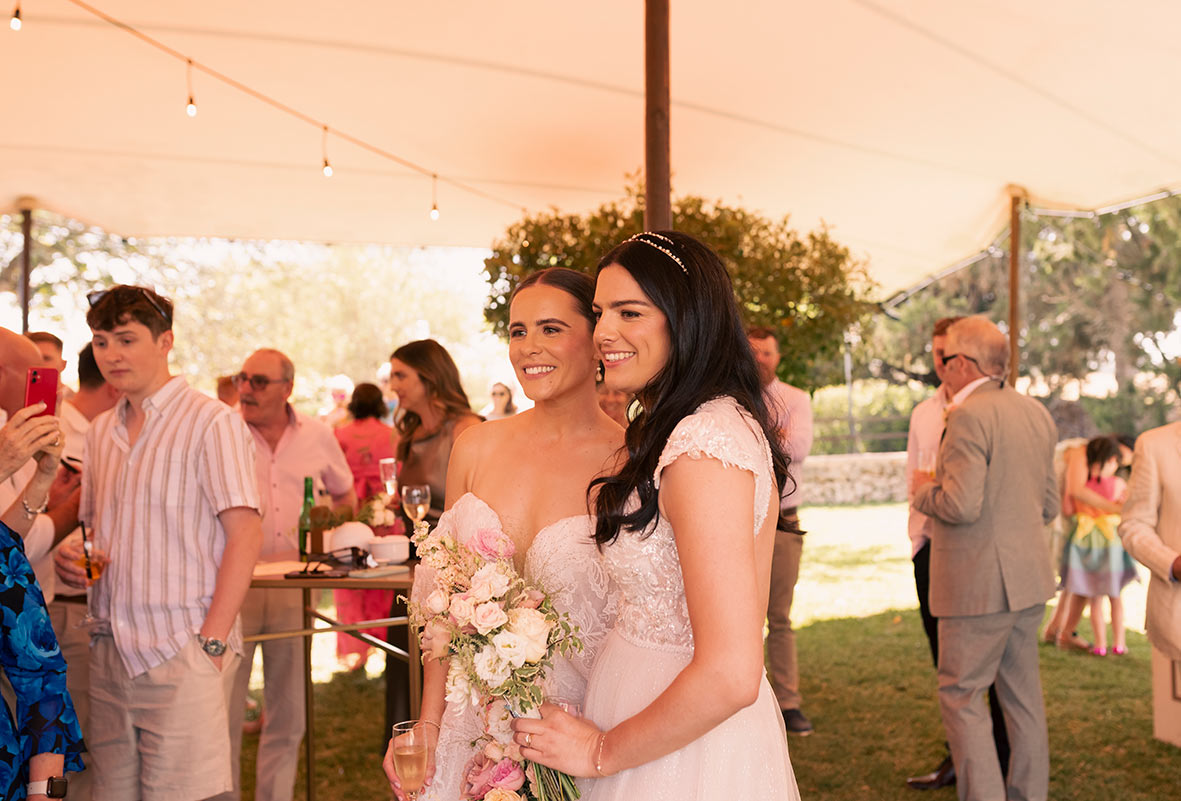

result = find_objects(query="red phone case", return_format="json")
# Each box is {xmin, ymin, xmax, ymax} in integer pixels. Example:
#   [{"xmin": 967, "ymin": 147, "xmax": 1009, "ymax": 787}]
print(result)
[{"xmin": 24, "ymin": 367, "xmax": 59, "ymax": 417}]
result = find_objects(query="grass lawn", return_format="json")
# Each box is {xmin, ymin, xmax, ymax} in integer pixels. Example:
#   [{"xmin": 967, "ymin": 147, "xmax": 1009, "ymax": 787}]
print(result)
[{"xmin": 239, "ymin": 503, "xmax": 1172, "ymax": 799}]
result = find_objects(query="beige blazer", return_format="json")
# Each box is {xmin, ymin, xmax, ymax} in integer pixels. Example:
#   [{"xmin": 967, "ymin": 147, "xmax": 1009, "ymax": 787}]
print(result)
[
  {"xmin": 913, "ymin": 381, "xmax": 1059, "ymax": 618},
  {"xmin": 1118, "ymin": 421, "xmax": 1181, "ymax": 660}
]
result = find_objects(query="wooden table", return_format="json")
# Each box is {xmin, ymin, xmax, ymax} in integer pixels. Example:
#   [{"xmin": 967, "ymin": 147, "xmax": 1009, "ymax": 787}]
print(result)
[{"xmin": 248, "ymin": 569, "xmax": 418, "ymax": 801}]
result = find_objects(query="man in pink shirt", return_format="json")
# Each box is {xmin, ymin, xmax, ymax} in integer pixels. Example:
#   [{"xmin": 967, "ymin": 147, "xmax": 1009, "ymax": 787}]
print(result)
[
  {"xmin": 748, "ymin": 326, "xmax": 814, "ymax": 736},
  {"xmin": 227, "ymin": 348, "xmax": 355, "ymax": 801}
]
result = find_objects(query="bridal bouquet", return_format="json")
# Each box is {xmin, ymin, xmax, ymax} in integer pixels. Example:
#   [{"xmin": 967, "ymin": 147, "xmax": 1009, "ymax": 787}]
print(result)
[{"xmin": 407, "ymin": 521, "xmax": 583, "ymax": 801}]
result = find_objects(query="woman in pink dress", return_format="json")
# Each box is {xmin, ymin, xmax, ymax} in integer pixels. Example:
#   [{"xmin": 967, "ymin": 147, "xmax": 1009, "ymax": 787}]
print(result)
[{"xmin": 333, "ymin": 382, "xmax": 400, "ymax": 670}]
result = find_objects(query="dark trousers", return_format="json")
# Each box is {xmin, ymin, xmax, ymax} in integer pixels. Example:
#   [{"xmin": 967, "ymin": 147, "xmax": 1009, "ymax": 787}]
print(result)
[{"xmin": 914, "ymin": 540, "xmax": 1011, "ymax": 775}]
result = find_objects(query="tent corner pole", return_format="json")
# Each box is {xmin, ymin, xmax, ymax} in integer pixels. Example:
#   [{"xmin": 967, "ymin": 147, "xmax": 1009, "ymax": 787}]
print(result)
[
  {"xmin": 644, "ymin": 0, "xmax": 671, "ymax": 231},
  {"xmin": 1007, "ymin": 188, "xmax": 1024, "ymax": 387}
]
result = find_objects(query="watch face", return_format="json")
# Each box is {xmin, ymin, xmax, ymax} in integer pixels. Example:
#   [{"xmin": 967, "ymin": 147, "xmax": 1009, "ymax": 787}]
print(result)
[{"xmin": 49, "ymin": 776, "xmax": 69, "ymax": 798}]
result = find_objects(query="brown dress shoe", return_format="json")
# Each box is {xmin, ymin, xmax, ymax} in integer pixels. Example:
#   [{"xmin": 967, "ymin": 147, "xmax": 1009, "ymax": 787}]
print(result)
[{"xmin": 906, "ymin": 755, "xmax": 956, "ymax": 790}]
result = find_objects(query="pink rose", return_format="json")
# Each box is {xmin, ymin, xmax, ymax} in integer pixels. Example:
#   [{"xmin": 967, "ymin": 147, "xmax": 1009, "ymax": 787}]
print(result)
[
  {"xmin": 489, "ymin": 758, "xmax": 526, "ymax": 791},
  {"xmin": 472, "ymin": 601, "xmax": 509, "ymax": 635},
  {"xmin": 461, "ymin": 752, "xmax": 496, "ymax": 799},
  {"xmin": 514, "ymin": 589, "xmax": 545, "ymax": 610},
  {"xmin": 468, "ymin": 527, "xmax": 515, "ymax": 562}
]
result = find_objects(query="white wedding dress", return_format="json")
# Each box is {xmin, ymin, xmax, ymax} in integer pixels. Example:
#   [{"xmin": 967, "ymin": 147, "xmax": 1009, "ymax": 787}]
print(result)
[
  {"xmin": 583, "ymin": 397, "xmax": 800, "ymax": 800},
  {"xmin": 412, "ymin": 493, "xmax": 617, "ymax": 801}
]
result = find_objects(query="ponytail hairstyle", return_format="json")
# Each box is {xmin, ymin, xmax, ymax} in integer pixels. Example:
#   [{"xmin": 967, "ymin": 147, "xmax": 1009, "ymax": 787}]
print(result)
[{"xmin": 589, "ymin": 231, "xmax": 791, "ymax": 546}]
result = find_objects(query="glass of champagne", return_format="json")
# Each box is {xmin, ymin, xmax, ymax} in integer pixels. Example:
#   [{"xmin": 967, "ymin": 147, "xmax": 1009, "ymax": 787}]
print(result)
[
  {"xmin": 391, "ymin": 719, "xmax": 437, "ymax": 799},
  {"xmin": 379, "ymin": 458, "xmax": 399, "ymax": 498},
  {"xmin": 402, "ymin": 484, "xmax": 431, "ymax": 526}
]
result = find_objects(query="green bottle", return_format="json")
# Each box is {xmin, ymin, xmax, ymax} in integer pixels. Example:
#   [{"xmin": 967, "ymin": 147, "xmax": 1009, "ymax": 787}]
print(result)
[{"xmin": 298, "ymin": 476, "xmax": 314, "ymax": 561}]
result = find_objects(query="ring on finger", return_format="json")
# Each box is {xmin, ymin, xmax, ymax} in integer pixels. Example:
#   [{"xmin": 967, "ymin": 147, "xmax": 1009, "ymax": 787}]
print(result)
[{"xmin": 524, "ymin": 732, "xmax": 533, "ymax": 748}]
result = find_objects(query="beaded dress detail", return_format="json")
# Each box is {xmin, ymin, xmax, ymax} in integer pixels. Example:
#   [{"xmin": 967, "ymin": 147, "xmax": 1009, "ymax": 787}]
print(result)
[{"xmin": 583, "ymin": 397, "xmax": 799, "ymax": 801}]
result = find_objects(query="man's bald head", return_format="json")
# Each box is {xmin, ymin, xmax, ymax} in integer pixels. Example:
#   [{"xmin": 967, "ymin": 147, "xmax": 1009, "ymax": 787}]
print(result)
[
  {"xmin": 0, "ymin": 327, "xmax": 47, "ymax": 416},
  {"xmin": 945, "ymin": 317, "xmax": 1009, "ymax": 380}
]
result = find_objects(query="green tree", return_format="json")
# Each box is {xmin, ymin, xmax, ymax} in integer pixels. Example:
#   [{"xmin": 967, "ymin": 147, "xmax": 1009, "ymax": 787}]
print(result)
[{"xmin": 482, "ymin": 185, "xmax": 877, "ymax": 388}]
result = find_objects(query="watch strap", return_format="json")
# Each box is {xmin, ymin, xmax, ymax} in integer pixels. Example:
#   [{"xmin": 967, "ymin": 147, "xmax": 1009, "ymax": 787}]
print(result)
[{"xmin": 28, "ymin": 775, "xmax": 68, "ymax": 797}]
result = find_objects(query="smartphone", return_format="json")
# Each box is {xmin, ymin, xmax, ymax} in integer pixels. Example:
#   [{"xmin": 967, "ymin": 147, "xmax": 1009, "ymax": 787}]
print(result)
[{"xmin": 24, "ymin": 367, "xmax": 59, "ymax": 417}]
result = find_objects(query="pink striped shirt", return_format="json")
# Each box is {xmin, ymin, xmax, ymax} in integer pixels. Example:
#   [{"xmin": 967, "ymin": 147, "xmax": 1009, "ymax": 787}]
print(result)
[{"xmin": 80, "ymin": 376, "xmax": 260, "ymax": 677}]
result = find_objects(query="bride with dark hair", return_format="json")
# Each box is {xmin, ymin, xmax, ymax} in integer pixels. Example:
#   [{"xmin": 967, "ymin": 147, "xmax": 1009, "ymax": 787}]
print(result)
[{"xmin": 513, "ymin": 232, "xmax": 800, "ymax": 799}]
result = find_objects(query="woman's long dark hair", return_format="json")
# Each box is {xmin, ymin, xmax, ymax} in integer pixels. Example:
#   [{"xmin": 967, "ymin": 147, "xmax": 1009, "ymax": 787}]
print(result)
[
  {"xmin": 390, "ymin": 339, "xmax": 474, "ymax": 461},
  {"xmin": 589, "ymin": 231, "xmax": 791, "ymax": 546}
]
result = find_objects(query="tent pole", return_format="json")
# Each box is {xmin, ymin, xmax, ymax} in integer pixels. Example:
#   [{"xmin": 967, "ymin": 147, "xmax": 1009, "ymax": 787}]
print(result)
[
  {"xmin": 644, "ymin": 0, "xmax": 671, "ymax": 230},
  {"xmin": 18, "ymin": 206, "xmax": 32, "ymax": 334},
  {"xmin": 1007, "ymin": 188, "xmax": 1024, "ymax": 386}
]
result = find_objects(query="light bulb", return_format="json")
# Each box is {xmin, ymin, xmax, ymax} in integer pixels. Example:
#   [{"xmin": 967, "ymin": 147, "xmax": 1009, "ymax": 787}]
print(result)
[
  {"xmin": 430, "ymin": 204, "xmax": 440, "ymax": 221},
  {"xmin": 186, "ymin": 97, "xmax": 197, "ymax": 117},
  {"xmin": 9, "ymin": 8, "xmax": 20, "ymax": 30},
  {"xmin": 322, "ymin": 159, "xmax": 333, "ymax": 178}
]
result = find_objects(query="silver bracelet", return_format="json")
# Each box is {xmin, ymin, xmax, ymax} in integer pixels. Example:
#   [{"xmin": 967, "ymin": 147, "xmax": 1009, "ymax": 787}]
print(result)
[{"xmin": 22, "ymin": 497, "xmax": 48, "ymax": 518}]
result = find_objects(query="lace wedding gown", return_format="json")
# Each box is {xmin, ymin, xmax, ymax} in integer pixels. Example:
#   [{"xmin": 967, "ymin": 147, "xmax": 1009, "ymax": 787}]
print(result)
[
  {"xmin": 583, "ymin": 397, "xmax": 800, "ymax": 800},
  {"xmin": 413, "ymin": 493, "xmax": 616, "ymax": 801}
]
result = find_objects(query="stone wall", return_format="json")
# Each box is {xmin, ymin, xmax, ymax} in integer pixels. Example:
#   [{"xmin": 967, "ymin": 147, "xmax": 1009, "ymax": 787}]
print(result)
[{"xmin": 795, "ymin": 451, "xmax": 908, "ymax": 506}]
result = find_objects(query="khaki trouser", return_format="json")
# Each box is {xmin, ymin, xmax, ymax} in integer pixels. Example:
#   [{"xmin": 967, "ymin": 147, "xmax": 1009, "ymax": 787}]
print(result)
[
  {"xmin": 224, "ymin": 587, "xmax": 305, "ymax": 801},
  {"xmin": 90, "ymin": 635, "xmax": 239, "ymax": 801},
  {"xmin": 766, "ymin": 509, "xmax": 804, "ymax": 710}
]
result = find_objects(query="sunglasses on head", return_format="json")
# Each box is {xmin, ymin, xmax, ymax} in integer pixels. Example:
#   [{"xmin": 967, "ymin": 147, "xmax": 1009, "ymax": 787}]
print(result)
[
  {"xmin": 232, "ymin": 372, "xmax": 288, "ymax": 391},
  {"xmin": 87, "ymin": 285, "xmax": 172, "ymax": 324}
]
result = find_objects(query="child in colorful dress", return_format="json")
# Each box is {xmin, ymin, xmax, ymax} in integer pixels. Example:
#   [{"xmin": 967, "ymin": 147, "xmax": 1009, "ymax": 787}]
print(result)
[{"xmin": 1059, "ymin": 436, "xmax": 1138, "ymax": 655}]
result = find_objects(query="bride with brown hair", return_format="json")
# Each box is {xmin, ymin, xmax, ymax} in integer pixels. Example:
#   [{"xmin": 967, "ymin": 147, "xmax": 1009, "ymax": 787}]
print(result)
[{"xmin": 384, "ymin": 268, "xmax": 624, "ymax": 800}]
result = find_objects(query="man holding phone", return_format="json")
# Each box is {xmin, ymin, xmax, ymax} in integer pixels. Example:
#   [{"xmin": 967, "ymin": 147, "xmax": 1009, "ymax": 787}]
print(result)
[
  {"xmin": 55, "ymin": 285, "xmax": 262, "ymax": 801},
  {"xmin": 0, "ymin": 327, "xmax": 77, "ymax": 595}
]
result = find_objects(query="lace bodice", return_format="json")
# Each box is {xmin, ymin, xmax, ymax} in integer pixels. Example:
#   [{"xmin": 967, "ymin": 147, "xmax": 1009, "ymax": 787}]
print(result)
[
  {"xmin": 411, "ymin": 492, "xmax": 617, "ymax": 697},
  {"xmin": 603, "ymin": 397, "xmax": 775, "ymax": 653}
]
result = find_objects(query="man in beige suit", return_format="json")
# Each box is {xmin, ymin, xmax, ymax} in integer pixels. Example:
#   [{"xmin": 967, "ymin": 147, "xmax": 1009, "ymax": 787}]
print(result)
[
  {"xmin": 913, "ymin": 317, "xmax": 1058, "ymax": 801},
  {"xmin": 1118, "ymin": 420, "xmax": 1181, "ymax": 745}
]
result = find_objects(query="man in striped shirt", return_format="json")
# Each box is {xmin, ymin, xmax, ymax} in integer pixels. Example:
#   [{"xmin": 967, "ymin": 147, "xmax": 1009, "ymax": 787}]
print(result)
[{"xmin": 56, "ymin": 285, "xmax": 262, "ymax": 801}]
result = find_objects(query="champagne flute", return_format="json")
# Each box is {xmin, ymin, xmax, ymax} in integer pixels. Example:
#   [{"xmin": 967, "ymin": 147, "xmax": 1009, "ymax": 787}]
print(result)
[
  {"xmin": 379, "ymin": 458, "xmax": 399, "ymax": 498},
  {"xmin": 401, "ymin": 485, "xmax": 431, "ymax": 527},
  {"xmin": 391, "ymin": 719, "xmax": 437, "ymax": 800}
]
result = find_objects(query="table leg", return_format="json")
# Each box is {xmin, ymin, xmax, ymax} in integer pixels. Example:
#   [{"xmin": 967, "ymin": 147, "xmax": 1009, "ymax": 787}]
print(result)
[{"xmin": 303, "ymin": 587, "xmax": 316, "ymax": 801}]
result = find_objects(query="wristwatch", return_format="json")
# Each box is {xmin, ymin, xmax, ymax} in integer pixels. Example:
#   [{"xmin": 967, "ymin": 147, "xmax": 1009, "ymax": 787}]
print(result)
[
  {"xmin": 27, "ymin": 776, "xmax": 68, "ymax": 798},
  {"xmin": 198, "ymin": 634, "xmax": 227, "ymax": 657}
]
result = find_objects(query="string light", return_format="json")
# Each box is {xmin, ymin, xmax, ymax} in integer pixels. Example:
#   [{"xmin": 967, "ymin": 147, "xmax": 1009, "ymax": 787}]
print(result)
[
  {"xmin": 185, "ymin": 59, "xmax": 197, "ymax": 117},
  {"xmin": 9, "ymin": 1, "xmax": 21, "ymax": 31},
  {"xmin": 429, "ymin": 174, "xmax": 440, "ymax": 220},
  {"xmin": 57, "ymin": 0, "xmax": 528, "ymax": 211},
  {"xmin": 321, "ymin": 126, "xmax": 333, "ymax": 177}
]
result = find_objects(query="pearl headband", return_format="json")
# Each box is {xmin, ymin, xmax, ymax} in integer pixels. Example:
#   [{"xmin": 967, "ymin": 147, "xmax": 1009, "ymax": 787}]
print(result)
[{"xmin": 624, "ymin": 232, "xmax": 688, "ymax": 275}]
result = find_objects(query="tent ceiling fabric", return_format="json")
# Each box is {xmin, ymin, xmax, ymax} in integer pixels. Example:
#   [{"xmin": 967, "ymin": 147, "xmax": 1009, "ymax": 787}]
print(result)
[{"xmin": 3, "ymin": 0, "xmax": 1180, "ymax": 295}]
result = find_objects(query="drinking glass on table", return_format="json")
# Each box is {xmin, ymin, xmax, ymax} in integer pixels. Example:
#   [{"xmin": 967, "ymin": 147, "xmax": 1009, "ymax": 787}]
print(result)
[
  {"xmin": 401, "ymin": 485, "xmax": 431, "ymax": 526},
  {"xmin": 391, "ymin": 719, "xmax": 438, "ymax": 800},
  {"xmin": 379, "ymin": 457, "xmax": 399, "ymax": 498}
]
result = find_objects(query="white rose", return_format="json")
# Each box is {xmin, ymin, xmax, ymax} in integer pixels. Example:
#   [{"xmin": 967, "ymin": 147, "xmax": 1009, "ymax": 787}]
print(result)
[
  {"xmin": 472, "ymin": 601, "xmax": 509, "ymax": 635},
  {"xmin": 473, "ymin": 645, "xmax": 512, "ymax": 689},
  {"xmin": 491, "ymin": 629, "xmax": 527, "ymax": 668},
  {"xmin": 449, "ymin": 594, "xmax": 476, "ymax": 626},
  {"xmin": 483, "ymin": 698, "xmax": 514, "ymax": 742},
  {"xmin": 469, "ymin": 574, "xmax": 494, "ymax": 603},
  {"xmin": 426, "ymin": 589, "xmax": 450, "ymax": 615},
  {"xmin": 472, "ymin": 562, "xmax": 512, "ymax": 599},
  {"xmin": 445, "ymin": 660, "xmax": 471, "ymax": 705},
  {"xmin": 507, "ymin": 608, "xmax": 552, "ymax": 663}
]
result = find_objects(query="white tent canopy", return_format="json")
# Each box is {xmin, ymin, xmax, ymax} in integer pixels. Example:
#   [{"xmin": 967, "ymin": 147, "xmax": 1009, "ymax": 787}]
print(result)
[{"xmin": 4, "ymin": 0, "xmax": 1180, "ymax": 296}]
